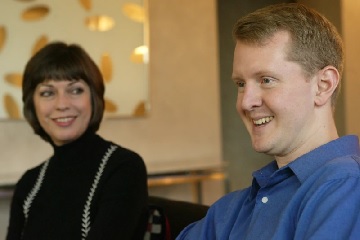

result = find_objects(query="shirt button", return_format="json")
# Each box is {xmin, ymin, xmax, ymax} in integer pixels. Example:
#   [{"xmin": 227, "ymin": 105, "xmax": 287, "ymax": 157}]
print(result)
[{"xmin": 261, "ymin": 197, "xmax": 269, "ymax": 203}]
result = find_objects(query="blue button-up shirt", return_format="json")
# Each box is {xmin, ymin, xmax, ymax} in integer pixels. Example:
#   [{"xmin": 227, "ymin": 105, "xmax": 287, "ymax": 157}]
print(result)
[{"xmin": 177, "ymin": 135, "xmax": 360, "ymax": 240}]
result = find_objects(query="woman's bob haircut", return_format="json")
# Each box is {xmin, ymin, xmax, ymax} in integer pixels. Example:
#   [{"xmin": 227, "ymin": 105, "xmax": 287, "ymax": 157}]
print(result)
[{"xmin": 22, "ymin": 42, "xmax": 105, "ymax": 143}]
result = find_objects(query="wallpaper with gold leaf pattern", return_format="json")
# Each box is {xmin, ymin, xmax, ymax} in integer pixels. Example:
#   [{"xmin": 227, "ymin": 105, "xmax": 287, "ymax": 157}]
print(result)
[{"xmin": 0, "ymin": 0, "xmax": 149, "ymax": 119}]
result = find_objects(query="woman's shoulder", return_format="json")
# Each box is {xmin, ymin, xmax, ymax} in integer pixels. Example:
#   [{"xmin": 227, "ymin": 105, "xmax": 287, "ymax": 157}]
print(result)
[
  {"xmin": 14, "ymin": 160, "xmax": 49, "ymax": 195},
  {"xmin": 110, "ymin": 144, "xmax": 144, "ymax": 163},
  {"xmin": 20, "ymin": 160, "xmax": 48, "ymax": 180},
  {"xmin": 96, "ymin": 135, "xmax": 143, "ymax": 160},
  {"xmin": 95, "ymin": 135, "xmax": 146, "ymax": 173},
  {"xmin": 102, "ymin": 141, "xmax": 146, "ymax": 169}
]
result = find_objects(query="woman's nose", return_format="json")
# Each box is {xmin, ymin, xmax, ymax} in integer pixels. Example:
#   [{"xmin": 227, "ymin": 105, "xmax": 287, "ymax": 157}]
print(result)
[{"xmin": 55, "ymin": 92, "xmax": 70, "ymax": 110}]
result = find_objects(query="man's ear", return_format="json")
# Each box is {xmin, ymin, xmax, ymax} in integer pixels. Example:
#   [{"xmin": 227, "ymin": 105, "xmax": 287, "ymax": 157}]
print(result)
[{"xmin": 314, "ymin": 66, "xmax": 339, "ymax": 107}]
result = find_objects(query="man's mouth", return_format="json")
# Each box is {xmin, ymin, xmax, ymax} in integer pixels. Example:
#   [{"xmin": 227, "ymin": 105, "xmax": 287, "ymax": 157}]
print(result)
[{"xmin": 253, "ymin": 116, "xmax": 274, "ymax": 126}]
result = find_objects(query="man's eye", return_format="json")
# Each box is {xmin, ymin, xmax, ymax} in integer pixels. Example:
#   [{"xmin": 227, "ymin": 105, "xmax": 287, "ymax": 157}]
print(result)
[
  {"xmin": 261, "ymin": 78, "xmax": 273, "ymax": 84},
  {"xmin": 236, "ymin": 81, "xmax": 245, "ymax": 88}
]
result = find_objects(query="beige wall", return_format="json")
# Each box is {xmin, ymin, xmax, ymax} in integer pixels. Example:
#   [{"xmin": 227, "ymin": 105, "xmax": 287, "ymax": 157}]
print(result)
[
  {"xmin": 342, "ymin": 0, "xmax": 360, "ymax": 136},
  {"xmin": 0, "ymin": 0, "xmax": 222, "ymax": 195}
]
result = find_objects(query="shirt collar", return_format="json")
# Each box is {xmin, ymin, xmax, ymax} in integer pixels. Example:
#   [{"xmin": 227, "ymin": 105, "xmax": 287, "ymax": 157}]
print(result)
[
  {"xmin": 288, "ymin": 135, "xmax": 359, "ymax": 183},
  {"xmin": 251, "ymin": 135, "xmax": 359, "ymax": 194}
]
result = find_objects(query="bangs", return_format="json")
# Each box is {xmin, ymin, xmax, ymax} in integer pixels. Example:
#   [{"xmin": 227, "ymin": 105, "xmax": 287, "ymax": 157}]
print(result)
[
  {"xmin": 38, "ymin": 63, "xmax": 85, "ymax": 82},
  {"xmin": 33, "ymin": 57, "xmax": 90, "ymax": 87}
]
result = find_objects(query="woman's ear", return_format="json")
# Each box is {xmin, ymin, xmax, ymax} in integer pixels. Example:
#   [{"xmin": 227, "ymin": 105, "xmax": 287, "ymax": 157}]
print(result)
[{"xmin": 314, "ymin": 66, "xmax": 339, "ymax": 107}]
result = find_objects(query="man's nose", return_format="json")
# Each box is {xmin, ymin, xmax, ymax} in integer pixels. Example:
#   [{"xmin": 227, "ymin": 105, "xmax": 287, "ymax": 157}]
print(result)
[{"xmin": 239, "ymin": 85, "xmax": 262, "ymax": 111}]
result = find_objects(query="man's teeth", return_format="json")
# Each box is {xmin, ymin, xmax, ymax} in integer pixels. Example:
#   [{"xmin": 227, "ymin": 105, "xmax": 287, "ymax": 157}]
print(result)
[
  {"xmin": 253, "ymin": 116, "xmax": 274, "ymax": 125},
  {"xmin": 56, "ymin": 117, "xmax": 72, "ymax": 123}
]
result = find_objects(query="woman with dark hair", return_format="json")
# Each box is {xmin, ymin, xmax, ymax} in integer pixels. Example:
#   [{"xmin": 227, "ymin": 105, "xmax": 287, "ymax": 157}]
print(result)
[{"xmin": 6, "ymin": 42, "xmax": 148, "ymax": 240}]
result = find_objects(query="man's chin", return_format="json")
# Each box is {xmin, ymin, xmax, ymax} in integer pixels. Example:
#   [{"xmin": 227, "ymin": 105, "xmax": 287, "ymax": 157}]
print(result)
[{"xmin": 252, "ymin": 142, "xmax": 272, "ymax": 154}]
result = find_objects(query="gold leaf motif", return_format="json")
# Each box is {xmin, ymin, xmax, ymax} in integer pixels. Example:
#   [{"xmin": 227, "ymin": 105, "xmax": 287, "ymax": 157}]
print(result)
[
  {"xmin": 79, "ymin": 0, "xmax": 92, "ymax": 11},
  {"xmin": 133, "ymin": 101, "xmax": 146, "ymax": 117},
  {"xmin": 122, "ymin": 3, "xmax": 145, "ymax": 23},
  {"xmin": 85, "ymin": 15, "xmax": 115, "ymax": 32},
  {"xmin": 100, "ymin": 54, "xmax": 113, "ymax": 83},
  {"xmin": 130, "ymin": 45, "xmax": 148, "ymax": 64},
  {"xmin": 0, "ymin": 26, "xmax": 6, "ymax": 53},
  {"xmin": 130, "ymin": 52, "xmax": 143, "ymax": 63},
  {"xmin": 5, "ymin": 73, "xmax": 23, "ymax": 87},
  {"xmin": 105, "ymin": 98, "xmax": 117, "ymax": 113},
  {"xmin": 32, "ymin": 35, "xmax": 48, "ymax": 56},
  {"xmin": 22, "ymin": 5, "xmax": 50, "ymax": 21},
  {"xmin": 4, "ymin": 94, "xmax": 21, "ymax": 119}
]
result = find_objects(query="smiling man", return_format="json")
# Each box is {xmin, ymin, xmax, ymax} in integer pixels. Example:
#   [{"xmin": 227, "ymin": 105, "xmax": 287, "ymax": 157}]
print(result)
[{"xmin": 177, "ymin": 3, "xmax": 360, "ymax": 240}]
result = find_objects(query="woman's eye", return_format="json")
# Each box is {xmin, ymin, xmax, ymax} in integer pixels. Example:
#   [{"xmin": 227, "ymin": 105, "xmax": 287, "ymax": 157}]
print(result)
[
  {"xmin": 39, "ymin": 90, "xmax": 53, "ymax": 97},
  {"xmin": 70, "ymin": 87, "xmax": 84, "ymax": 95}
]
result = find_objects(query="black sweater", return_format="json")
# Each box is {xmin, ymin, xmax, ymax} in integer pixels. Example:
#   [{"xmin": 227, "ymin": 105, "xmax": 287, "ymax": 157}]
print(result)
[{"xmin": 6, "ymin": 132, "xmax": 148, "ymax": 240}]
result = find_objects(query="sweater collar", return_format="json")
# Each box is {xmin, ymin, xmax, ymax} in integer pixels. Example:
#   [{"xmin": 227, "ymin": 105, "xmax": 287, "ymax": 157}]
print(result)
[{"xmin": 52, "ymin": 131, "xmax": 98, "ymax": 161}]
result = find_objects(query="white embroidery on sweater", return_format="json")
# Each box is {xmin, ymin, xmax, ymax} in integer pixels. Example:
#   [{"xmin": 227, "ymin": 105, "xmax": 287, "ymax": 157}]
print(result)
[
  {"xmin": 23, "ymin": 159, "xmax": 50, "ymax": 221},
  {"xmin": 22, "ymin": 144, "xmax": 118, "ymax": 240},
  {"xmin": 81, "ymin": 145, "xmax": 117, "ymax": 239}
]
